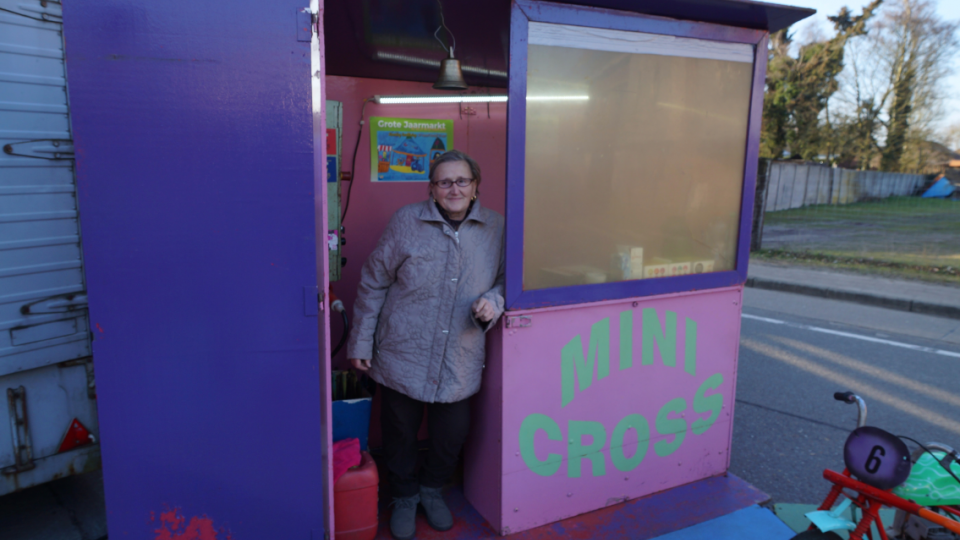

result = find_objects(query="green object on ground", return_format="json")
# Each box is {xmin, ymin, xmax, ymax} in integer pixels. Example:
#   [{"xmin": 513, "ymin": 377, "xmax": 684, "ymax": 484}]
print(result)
[
  {"xmin": 774, "ymin": 503, "xmax": 896, "ymax": 539},
  {"xmin": 893, "ymin": 451, "xmax": 960, "ymax": 506},
  {"xmin": 805, "ymin": 498, "xmax": 856, "ymax": 533}
]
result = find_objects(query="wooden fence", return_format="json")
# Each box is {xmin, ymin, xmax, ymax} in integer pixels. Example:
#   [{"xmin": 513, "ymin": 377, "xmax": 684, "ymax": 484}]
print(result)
[
  {"xmin": 750, "ymin": 161, "xmax": 930, "ymax": 251},
  {"xmin": 763, "ymin": 162, "xmax": 927, "ymax": 212}
]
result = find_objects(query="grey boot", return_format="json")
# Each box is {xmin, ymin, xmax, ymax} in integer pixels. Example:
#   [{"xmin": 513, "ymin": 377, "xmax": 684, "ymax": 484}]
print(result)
[
  {"xmin": 390, "ymin": 494, "xmax": 419, "ymax": 540},
  {"xmin": 419, "ymin": 485, "xmax": 454, "ymax": 531}
]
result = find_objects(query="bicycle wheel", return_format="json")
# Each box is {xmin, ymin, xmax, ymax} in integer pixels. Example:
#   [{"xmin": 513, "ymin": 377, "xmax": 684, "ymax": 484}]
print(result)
[{"xmin": 789, "ymin": 530, "xmax": 843, "ymax": 540}]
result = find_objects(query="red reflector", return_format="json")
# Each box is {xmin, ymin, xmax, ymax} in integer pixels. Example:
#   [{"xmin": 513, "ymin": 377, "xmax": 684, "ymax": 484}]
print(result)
[{"xmin": 58, "ymin": 418, "xmax": 95, "ymax": 453}]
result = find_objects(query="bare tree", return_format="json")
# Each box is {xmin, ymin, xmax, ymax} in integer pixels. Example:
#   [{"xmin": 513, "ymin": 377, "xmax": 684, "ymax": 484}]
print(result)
[
  {"xmin": 942, "ymin": 120, "xmax": 960, "ymax": 152},
  {"xmin": 841, "ymin": 0, "xmax": 960, "ymax": 172},
  {"xmin": 760, "ymin": 2, "xmax": 882, "ymax": 161}
]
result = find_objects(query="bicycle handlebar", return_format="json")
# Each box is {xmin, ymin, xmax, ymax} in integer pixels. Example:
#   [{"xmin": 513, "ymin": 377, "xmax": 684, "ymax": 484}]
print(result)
[
  {"xmin": 834, "ymin": 391, "xmax": 857, "ymax": 403},
  {"xmin": 834, "ymin": 391, "xmax": 867, "ymax": 427}
]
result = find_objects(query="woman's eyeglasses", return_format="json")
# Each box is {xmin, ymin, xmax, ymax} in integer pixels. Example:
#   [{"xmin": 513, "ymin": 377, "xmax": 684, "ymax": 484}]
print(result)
[{"xmin": 432, "ymin": 177, "xmax": 474, "ymax": 189}]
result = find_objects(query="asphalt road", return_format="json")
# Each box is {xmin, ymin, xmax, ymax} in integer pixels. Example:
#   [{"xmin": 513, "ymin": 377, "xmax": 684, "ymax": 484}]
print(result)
[
  {"xmin": 0, "ymin": 468, "xmax": 105, "ymax": 540},
  {"xmin": 731, "ymin": 288, "xmax": 960, "ymax": 506},
  {"xmin": 3, "ymin": 288, "xmax": 960, "ymax": 539}
]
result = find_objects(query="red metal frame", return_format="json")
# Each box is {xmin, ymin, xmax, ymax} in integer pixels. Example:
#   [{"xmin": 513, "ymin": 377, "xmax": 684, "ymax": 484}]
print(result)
[
  {"xmin": 942, "ymin": 505, "xmax": 960, "ymax": 518},
  {"xmin": 811, "ymin": 468, "xmax": 960, "ymax": 540}
]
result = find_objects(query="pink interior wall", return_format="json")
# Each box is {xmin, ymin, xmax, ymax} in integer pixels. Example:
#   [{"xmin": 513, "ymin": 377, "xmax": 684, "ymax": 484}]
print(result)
[
  {"xmin": 325, "ymin": 75, "xmax": 507, "ymax": 370},
  {"xmin": 464, "ymin": 324, "xmax": 505, "ymax": 532}
]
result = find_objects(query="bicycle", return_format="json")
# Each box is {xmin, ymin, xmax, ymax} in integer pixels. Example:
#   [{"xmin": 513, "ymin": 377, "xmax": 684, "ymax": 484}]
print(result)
[{"xmin": 793, "ymin": 392, "xmax": 960, "ymax": 540}]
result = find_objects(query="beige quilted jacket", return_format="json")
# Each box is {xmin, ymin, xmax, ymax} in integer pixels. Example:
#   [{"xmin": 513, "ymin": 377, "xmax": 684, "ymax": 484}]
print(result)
[{"xmin": 346, "ymin": 199, "xmax": 505, "ymax": 403}]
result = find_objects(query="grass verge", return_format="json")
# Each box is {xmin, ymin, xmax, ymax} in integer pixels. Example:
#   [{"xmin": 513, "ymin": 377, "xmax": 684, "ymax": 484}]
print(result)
[
  {"xmin": 764, "ymin": 196, "xmax": 959, "ymax": 226},
  {"xmin": 751, "ymin": 249, "xmax": 960, "ymax": 286}
]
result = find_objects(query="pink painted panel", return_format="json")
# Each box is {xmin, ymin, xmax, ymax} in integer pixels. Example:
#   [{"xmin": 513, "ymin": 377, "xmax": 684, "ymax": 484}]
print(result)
[
  {"xmin": 325, "ymin": 76, "xmax": 506, "ymax": 369},
  {"xmin": 498, "ymin": 287, "xmax": 743, "ymax": 534},
  {"xmin": 464, "ymin": 327, "xmax": 505, "ymax": 533},
  {"xmin": 314, "ymin": 10, "xmax": 335, "ymax": 534}
]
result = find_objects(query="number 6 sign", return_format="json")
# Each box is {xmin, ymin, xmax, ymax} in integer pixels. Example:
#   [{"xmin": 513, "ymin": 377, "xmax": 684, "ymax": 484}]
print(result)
[{"xmin": 843, "ymin": 426, "xmax": 912, "ymax": 490}]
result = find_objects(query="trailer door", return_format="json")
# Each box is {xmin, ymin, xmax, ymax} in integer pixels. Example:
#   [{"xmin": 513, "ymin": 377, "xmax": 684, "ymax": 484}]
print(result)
[{"xmin": 0, "ymin": 0, "xmax": 98, "ymax": 494}]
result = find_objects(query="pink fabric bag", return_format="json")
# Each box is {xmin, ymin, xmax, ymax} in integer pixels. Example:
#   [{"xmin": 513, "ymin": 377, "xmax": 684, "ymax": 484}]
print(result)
[{"xmin": 333, "ymin": 438, "xmax": 362, "ymax": 484}]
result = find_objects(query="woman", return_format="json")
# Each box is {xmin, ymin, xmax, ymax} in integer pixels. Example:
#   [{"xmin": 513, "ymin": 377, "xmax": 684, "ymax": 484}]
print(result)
[{"xmin": 347, "ymin": 150, "xmax": 504, "ymax": 540}]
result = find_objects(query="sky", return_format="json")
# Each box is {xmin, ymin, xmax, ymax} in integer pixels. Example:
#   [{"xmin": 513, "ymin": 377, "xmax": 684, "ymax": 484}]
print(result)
[{"xmin": 781, "ymin": 0, "xmax": 960, "ymax": 137}]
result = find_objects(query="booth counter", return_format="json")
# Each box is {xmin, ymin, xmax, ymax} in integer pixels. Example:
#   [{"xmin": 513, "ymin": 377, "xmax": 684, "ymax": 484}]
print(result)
[{"xmin": 468, "ymin": 287, "xmax": 744, "ymax": 533}]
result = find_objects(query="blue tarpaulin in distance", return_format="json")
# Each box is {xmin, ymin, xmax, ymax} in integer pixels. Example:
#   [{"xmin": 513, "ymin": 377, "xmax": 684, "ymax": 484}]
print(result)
[{"xmin": 922, "ymin": 176, "xmax": 956, "ymax": 198}]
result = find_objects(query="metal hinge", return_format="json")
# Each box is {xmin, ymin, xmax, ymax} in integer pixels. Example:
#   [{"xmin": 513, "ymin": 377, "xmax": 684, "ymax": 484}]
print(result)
[
  {"xmin": 297, "ymin": 8, "xmax": 314, "ymax": 42},
  {"xmin": 3, "ymin": 139, "xmax": 74, "ymax": 160},
  {"xmin": 304, "ymin": 285, "xmax": 320, "ymax": 316},
  {"xmin": 506, "ymin": 316, "xmax": 531, "ymax": 328},
  {"xmin": 20, "ymin": 293, "xmax": 88, "ymax": 315},
  {"xmin": 3, "ymin": 386, "xmax": 36, "ymax": 475}
]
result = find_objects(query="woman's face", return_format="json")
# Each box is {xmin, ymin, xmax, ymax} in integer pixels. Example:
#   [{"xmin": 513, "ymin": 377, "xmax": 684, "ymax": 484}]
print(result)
[{"xmin": 430, "ymin": 160, "xmax": 477, "ymax": 220}]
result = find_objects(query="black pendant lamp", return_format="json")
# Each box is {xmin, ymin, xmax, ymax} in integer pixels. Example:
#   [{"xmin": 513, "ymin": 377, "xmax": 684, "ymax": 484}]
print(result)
[
  {"xmin": 434, "ymin": 49, "xmax": 468, "ymax": 90},
  {"xmin": 433, "ymin": 0, "xmax": 468, "ymax": 90}
]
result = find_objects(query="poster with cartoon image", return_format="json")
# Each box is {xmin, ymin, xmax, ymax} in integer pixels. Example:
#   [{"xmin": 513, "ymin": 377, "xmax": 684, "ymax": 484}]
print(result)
[{"xmin": 370, "ymin": 117, "xmax": 454, "ymax": 182}]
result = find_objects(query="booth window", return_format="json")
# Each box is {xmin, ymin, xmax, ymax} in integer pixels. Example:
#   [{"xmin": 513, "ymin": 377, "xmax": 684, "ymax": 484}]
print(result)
[{"xmin": 505, "ymin": 3, "xmax": 765, "ymax": 309}]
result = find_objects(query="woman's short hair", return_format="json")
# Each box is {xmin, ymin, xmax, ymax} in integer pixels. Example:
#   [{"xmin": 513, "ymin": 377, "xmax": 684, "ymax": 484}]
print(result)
[{"xmin": 429, "ymin": 150, "xmax": 482, "ymax": 186}]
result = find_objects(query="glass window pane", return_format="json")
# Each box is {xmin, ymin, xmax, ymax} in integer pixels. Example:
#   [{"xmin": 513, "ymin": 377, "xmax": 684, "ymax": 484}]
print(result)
[{"xmin": 523, "ymin": 23, "xmax": 754, "ymax": 291}]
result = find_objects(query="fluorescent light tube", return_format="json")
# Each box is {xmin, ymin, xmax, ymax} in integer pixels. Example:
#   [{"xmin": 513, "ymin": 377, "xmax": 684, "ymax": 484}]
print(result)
[
  {"xmin": 374, "ymin": 95, "xmax": 509, "ymax": 104},
  {"xmin": 373, "ymin": 95, "xmax": 589, "ymax": 105},
  {"xmin": 526, "ymin": 95, "xmax": 590, "ymax": 101}
]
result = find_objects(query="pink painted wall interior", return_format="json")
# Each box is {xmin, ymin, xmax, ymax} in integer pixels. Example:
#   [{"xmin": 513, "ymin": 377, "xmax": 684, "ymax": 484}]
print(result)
[
  {"xmin": 325, "ymin": 76, "xmax": 507, "ymax": 371},
  {"xmin": 465, "ymin": 320, "xmax": 505, "ymax": 531},
  {"xmin": 466, "ymin": 287, "xmax": 744, "ymax": 534}
]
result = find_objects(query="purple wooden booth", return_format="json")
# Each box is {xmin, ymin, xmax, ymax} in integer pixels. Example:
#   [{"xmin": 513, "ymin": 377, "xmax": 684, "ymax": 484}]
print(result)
[{"xmin": 60, "ymin": 0, "xmax": 811, "ymax": 538}]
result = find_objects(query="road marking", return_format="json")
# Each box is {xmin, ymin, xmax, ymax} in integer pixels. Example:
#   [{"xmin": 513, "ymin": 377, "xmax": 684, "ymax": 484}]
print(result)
[
  {"xmin": 741, "ymin": 313, "xmax": 960, "ymax": 359},
  {"xmin": 740, "ymin": 314, "xmax": 785, "ymax": 325}
]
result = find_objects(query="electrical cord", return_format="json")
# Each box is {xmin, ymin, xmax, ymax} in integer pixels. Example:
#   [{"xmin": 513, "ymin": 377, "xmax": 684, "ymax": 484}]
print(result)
[
  {"xmin": 433, "ymin": 0, "xmax": 455, "ymax": 56},
  {"xmin": 341, "ymin": 97, "xmax": 370, "ymax": 223},
  {"xmin": 897, "ymin": 435, "xmax": 960, "ymax": 488},
  {"xmin": 331, "ymin": 309, "xmax": 349, "ymax": 357},
  {"xmin": 329, "ymin": 296, "xmax": 349, "ymax": 357}
]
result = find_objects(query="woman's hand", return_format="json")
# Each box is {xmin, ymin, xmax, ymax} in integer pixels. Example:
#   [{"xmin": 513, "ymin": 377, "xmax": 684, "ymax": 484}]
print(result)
[
  {"xmin": 472, "ymin": 298, "xmax": 496, "ymax": 323},
  {"xmin": 350, "ymin": 358, "xmax": 372, "ymax": 371}
]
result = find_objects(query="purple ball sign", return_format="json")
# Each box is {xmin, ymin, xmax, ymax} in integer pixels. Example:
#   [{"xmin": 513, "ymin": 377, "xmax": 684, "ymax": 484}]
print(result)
[{"xmin": 843, "ymin": 426, "xmax": 912, "ymax": 490}]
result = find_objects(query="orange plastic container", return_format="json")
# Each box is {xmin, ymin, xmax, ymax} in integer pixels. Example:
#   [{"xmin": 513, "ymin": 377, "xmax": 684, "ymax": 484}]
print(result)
[{"xmin": 334, "ymin": 450, "xmax": 379, "ymax": 540}]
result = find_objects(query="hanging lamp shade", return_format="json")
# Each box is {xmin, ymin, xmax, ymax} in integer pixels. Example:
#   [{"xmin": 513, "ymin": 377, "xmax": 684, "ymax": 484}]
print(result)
[{"xmin": 434, "ymin": 49, "xmax": 468, "ymax": 90}]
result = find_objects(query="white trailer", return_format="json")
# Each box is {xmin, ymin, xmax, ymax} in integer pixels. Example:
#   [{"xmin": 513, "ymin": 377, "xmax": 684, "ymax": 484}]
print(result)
[{"xmin": 0, "ymin": 0, "xmax": 99, "ymax": 495}]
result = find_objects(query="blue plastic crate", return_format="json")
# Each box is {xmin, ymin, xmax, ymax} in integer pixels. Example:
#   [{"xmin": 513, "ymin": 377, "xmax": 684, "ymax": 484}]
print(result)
[{"xmin": 332, "ymin": 397, "xmax": 372, "ymax": 451}]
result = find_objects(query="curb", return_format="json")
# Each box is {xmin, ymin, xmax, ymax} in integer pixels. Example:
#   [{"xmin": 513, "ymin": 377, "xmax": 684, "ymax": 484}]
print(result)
[{"xmin": 745, "ymin": 277, "xmax": 960, "ymax": 321}]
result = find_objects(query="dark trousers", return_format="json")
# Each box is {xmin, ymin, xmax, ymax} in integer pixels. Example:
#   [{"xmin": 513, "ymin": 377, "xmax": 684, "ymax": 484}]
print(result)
[{"xmin": 380, "ymin": 385, "xmax": 471, "ymax": 498}]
